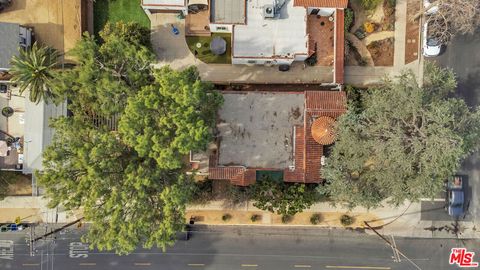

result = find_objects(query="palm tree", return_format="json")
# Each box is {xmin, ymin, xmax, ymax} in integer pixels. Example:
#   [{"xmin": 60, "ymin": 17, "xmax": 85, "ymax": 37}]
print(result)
[{"xmin": 9, "ymin": 42, "xmax": 59, "ymax": 104}]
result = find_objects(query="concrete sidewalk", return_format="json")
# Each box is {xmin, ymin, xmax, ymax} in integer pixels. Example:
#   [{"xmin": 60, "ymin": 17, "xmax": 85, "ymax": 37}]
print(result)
[
  {"xmin": 1, "ymin": 196, "xmax": 477, "ymax": 239},
  {"xmin": 188, "ymin": 200, "xmax": 479, "ymax": 239}
]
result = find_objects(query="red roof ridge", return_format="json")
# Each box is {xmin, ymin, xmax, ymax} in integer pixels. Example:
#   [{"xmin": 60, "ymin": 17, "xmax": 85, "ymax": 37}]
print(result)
[{"xmin": 293, "ymin": 0, "xmax": 348, "ymax": 8}]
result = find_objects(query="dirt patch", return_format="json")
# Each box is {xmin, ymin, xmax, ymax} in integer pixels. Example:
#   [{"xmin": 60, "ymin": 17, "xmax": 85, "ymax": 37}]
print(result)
[
  {"xmin": 367, "ymin": 38, "xmax": 394, "ymax": 66},
  {"xmin": 381, "ymin": 0, "xmax": 396, "ymax": 31},
  {"xmin": 186, "ymin": 209, "xmax": 383, "ymax": 228},
  {"xmin": 405, "ymin": 0, "xmax": 421, "ymax": 64},
  {"xmin": 0, "ymin": 0, "xmax": 84, "ymax": 61}
]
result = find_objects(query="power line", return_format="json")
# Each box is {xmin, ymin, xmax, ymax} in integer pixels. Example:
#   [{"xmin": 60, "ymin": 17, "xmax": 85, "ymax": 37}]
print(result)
[{"xmin": 364, "ymin": 221, "xmax": 422, "ymax": 270}]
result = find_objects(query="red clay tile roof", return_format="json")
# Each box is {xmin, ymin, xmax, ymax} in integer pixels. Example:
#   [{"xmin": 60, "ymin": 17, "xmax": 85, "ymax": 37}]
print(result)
[
  {"xmin": 284, "ymin": 126, "xmax": 305, "ymax": 183},
  {"xmin": 295, "ymin": 91, "xmax": 347, "ymax": 183},
  {"xmin": 208, "ymin": 167, "xmax": 256, "ymax": 186},
  {"xmin": 209, "ymin": 167, "xmax": 245, "ymax": 180},
  {"xmin": 334, "ymin": 9, "xmax": 345, "ymax": 84},
  {"xmin": 209, "ymin": 91, "xmax": 347, "ymax": 185},
  {"xmin": 294, "ymin": 0, "xmax": 348, "ymax": 8},
  {"xmin": 305, "ymin": 91, "xmax": 347, "ymax": 113}
]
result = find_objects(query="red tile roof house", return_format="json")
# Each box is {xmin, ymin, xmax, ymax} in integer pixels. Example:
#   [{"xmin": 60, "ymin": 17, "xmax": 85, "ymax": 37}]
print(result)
[
  {"xmin": 191, "ymin": 91, "xmax": 347, "ymax": 186},
  {"xmin": 142, "ymin": 0, "xmax": 347, "ymax": 84}
]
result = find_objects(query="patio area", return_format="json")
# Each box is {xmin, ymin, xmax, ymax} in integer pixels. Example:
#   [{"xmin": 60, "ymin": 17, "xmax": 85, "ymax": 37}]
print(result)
[
  {"xmin": 0, "ymin": 90, "xmax": 25, "ymax": 170},
  {"xmin": 186, "ymin": 8, "xmax": 211, "ymax": 36},
  {"xmin": 307, "ymin": 14, "xmax": 335, "ymax": 66},
  {"xmin": 186, "ymin": 33, "xmax": 232, "ymax": 64}
]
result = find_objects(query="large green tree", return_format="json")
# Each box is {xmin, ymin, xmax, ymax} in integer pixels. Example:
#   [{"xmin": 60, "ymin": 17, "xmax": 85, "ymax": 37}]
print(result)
[
  {"xmin": 119, "ymin": 66, "xmax": 223, "ymax": 169},
  {"xmin": 37, "ymin": 23, "xmax": 215, "ymax": 254},
  {"xmin": 38, "ymin": 117, "xmax": 193, "ymax": 254},
  {"xmin": 55, "ymin": 31, "xmax": 154, "ymax": 116},
  {"xmin": 10, "ymin": 43, "xmax": 59, "ymax": 104},
  {"xmin": 322, "ymin": 64, "xmax": 480, "ymax": 208}
]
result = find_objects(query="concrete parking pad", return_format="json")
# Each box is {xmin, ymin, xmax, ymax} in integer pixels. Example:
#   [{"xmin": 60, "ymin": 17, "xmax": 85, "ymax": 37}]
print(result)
[{"xmin": 217, "ymin": 92, "xmax": 304, "ymax": 169}]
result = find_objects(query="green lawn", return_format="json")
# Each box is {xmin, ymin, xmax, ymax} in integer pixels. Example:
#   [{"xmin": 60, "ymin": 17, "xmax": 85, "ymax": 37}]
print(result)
[
  {"xmin": 186, "ymin": 33, "xmax": 232, "ymax": 64},
  {"xmin": 93, "ymin": 0, "xmax": 150, "ymax": 35}
]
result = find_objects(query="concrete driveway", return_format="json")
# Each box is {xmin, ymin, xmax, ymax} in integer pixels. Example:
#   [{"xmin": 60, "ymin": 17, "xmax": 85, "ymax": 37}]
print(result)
[{"xmin": 432, "ymin": 29, "xmax": 480, "ymax": 225}]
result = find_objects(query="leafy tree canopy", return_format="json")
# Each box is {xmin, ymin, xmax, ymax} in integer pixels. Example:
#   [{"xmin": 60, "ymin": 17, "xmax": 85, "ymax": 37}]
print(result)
[
  {"xmin": 100, "ymin": 21, "xmax": 152, "ymax": 49},
  {"xmin": 38, "ymin": 117, "xmax": 193, "ymax": 254},
  {"xmin": 321, "ymin": 63, "xmax": 480, "ymax": 208},
  {"xmin": 55, "ymin": 29, "xmax": 154, "ymax": 116},
  {"xmin": 119, "ymin": 66, "xmax": 223, "ymax": 169},
  {"xmin": 38, "ymin": 23, "xmax": 218, "ymax": 254},
  {"xmin": 251, "ymin": 179, "xmax": 318, "ymax": 216}
]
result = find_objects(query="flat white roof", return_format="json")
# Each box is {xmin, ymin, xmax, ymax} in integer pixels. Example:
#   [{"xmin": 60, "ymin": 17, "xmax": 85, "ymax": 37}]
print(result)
[
  {"xmin": 23, "ymin": 99, "xmax": 67, "ymax": 173},
  {"xmin": 142, "ymin": 0, "xmax": 185, "ymax": 6},
  {"xmin": 233, "ymin": 0, "xmax": 308, "ymax": 59}
]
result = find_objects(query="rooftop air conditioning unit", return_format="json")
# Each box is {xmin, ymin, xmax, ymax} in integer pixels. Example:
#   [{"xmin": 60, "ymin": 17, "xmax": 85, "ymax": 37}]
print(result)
[{"xmin": 263, "ymin": 4, "xmax": 275, "ymax": 18}]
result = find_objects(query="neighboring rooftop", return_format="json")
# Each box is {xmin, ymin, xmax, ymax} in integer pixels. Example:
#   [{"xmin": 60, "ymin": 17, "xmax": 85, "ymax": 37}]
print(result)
[
  {"xmin": 142, "ymin": 0, "xmax": 185, "ymax": 6},
  {"xmin": 0, "ymin": 0, "xmax": 89, "ymax": 60},
  {"xmin": 211, "ymin": 0, "xmax": 246, "ymax": 24},
  {"xmin": 217, "ymin": 92, "xmax": 304, "ymax": 169},
  {"xmin": 23, "ymin": 99, "xmax": 67, "ymax": 174},
  {"xmin": 293, "ymin": 0, "xmax": 349, "ymax": 8},
  {"xmin": 0, "ymin": 22, "xmax": 20, "ymax": 70},
  {"xmin": 233, "ymin": 0, "xmax": 308, "ymax": 59}
]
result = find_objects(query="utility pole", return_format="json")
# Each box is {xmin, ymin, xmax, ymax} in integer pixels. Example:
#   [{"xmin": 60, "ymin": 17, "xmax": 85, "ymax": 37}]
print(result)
[
  {"xmin": 364, "ymin": 221, "xmax": 422, "ymax": 270},
  {"xmin": 29, "ymin": 224, "xmax": 35, "ymax": 256}
]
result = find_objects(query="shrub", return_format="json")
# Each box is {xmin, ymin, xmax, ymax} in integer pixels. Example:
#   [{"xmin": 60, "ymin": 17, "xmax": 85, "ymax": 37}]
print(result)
[
  {"xmin": 305, "ymin": 54, "xmax": 317, "ymax": 66},
  {"xmin": 361, "ymin": 0, "xmax": 383, "ymax": 10},
  {"xmin": 250, "ymin": 214, "xmax": 261, "ymax": 222},
  {"xmin": 387, "ymin": 0, "xmax": 396, "ymax": 9},
  {"xmin": 358, "ymin": 57, "xmax": 368, "ymax": 66},
  {"xmin": 190, "ymin": 180, "xmax": 214, "ymax": 205},
  {"xmin": 251, "ymin": 179, "xmax": 317, "ymax": 216},
  {"xmin": 222, "ymin": 214, "xmax": 232, "ymax": 222},
  {"xmin": 340, "ymin": 214, "xmax": 354, "ymax": 226},
  {"xmin": 344, "ymin": 8, "xmax": 354, "ymax": 32},
  {"xmin": 281, "ymin": 215, "xmax": 293, "ymax": 224},
  {"xmin": 310, "ymin": 214, "xmax": 322, "ymax": 225},
  {"xmin": 363, "ymin": 22, "xmax": 375, "ymax": 34}
]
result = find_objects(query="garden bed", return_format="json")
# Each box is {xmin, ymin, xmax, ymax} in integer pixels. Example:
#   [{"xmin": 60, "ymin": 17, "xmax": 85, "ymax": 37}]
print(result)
[
  {"xmin": 93, "ymin": 0, "xmax": 150, "ymax": 35},
  {"xmin": 186, "ymin": 33, "xmax": 232, "ymax": 64},
  {"xmin": 405, "ymin": 0, "xmax": 421, "ymax": 64},
  {"xmin": 345, "ymin": 0, "xmax": 396, "ymax": 66},
  {"xmin": 367, "ymin": 38, "xmax": 394, "ymax": 66}
]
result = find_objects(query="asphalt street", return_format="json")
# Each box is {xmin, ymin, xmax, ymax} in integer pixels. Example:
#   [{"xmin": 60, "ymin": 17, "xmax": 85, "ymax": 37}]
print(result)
[
  {"xmin": 0, "ymin": 226, "xmax": 478, "ymax": 270},
  {"xmin": 431, "ymin": 29, "xmax": 480, "ymax": 225}
]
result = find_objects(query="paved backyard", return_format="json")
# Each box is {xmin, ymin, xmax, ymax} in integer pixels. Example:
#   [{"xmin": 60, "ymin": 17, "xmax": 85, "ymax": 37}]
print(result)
[
  {"xmin": 149, "ymin": 13, "xmax": 335, "ymax": 83},
  {"xmin": 217, "ymin": 92, "xmax": 304, "ymax": 169},
  {"xmin": 0, "ymin": 0, "xmax": 84, "ymax": 60}
]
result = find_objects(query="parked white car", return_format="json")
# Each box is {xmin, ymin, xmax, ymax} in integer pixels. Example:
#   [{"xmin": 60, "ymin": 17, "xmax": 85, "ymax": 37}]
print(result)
[
  {"xmin": 422, "ymin": 21, "xmax": 442, "ymax": 57},
  {"xmin": 423, "ymin": 0, "xmax": 439, "ymax": 15}
]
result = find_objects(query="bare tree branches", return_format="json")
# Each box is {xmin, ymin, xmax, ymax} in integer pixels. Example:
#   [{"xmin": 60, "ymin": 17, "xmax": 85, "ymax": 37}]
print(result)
[{"xmin": 414, "ymin": 0, "xmax": 480, "ymax": 44}]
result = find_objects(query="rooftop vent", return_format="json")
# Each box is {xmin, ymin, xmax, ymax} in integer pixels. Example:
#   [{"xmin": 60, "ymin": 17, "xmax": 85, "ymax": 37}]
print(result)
[{"xmin": 263, "ymin": 4, "xmax": 275, "ymax": 18}]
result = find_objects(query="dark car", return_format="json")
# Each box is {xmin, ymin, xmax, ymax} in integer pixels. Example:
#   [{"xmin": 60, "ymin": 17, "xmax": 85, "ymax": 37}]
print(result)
[{"xmin": 447, "ymin": 176, "xmax": 464, "ymax": 218}]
